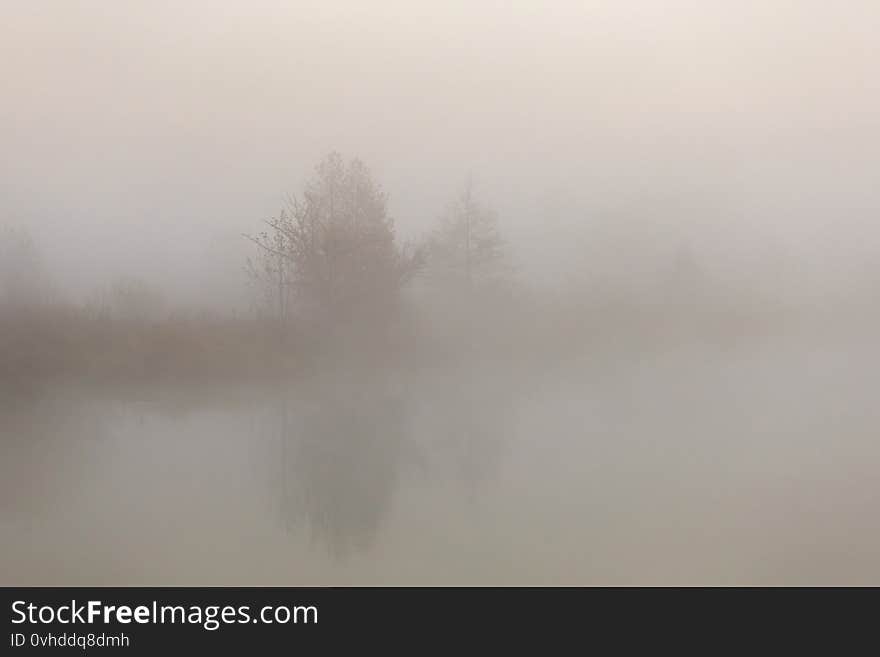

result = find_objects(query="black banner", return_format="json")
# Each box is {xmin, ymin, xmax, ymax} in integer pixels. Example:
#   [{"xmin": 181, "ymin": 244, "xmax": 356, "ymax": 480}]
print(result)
[{"xmin": 1, "ymin": 587, "xmax": 871, "ymax": 653}]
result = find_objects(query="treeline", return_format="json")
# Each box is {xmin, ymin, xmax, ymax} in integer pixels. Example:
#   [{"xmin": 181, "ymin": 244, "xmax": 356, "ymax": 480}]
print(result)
[
  {"xmin": 2, "ymin": 152, "xmax": 874, "ymax": 389},
  {"xmin": 244, "ymin": 153, "xmax": 510, "ymax": 328},
  {"xmin": 0, "ymin": 152, "xmax": 515, "ymax": 386}
]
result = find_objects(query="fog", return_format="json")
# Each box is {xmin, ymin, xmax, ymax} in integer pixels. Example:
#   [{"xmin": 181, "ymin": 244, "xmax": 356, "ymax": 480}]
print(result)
[{"xmin": 2, "ymin": 2, "xmax": 880, "ymax": 584}]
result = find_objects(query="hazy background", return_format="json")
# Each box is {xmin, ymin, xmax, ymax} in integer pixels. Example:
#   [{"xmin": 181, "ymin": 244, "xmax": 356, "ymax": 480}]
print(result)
[
  {"xmin": 3, "ymin": 2, "xmax": 880, "ymax": 586},
  {"xmin": 3, "ymin": 1, "xmax": 879, "ymax": 306}
]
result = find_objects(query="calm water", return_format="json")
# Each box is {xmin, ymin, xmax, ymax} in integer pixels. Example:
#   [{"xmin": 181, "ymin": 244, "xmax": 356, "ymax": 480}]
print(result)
[{"xmin": 3, "ymin": 334, "xmax": 880, "ymax": 585}]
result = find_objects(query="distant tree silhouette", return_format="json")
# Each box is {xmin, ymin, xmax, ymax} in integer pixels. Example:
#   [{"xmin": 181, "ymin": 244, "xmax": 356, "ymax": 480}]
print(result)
[
  {"xmin": 0, "ymin": 226, "xmax": 54, "ymax": 309},
  {"xmin": 246, "ymin": 153, "xmax": 423, "ymax": 325},
  {"xmin": 107, "ymin": 276, "xmax": 166, "ymax": 321},
  {"xmin": 427, "ymin": 177, "xmax": 505, "ymax": 293}
]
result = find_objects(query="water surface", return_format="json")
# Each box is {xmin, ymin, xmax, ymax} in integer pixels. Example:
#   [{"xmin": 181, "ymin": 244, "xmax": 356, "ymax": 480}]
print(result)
[{"xmin": 3, "ymin": 335, "xmax": 879, "ymax": 585}]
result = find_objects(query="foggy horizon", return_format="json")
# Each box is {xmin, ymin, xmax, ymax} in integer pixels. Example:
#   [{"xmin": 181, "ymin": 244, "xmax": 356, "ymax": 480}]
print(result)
[
  {"xmin": 4, "ymin": 1, "xmax": 879, "ymax": 307},
  {"xmin": 2, "ymin": 2, "xmax": 880, "ymax": 588}
]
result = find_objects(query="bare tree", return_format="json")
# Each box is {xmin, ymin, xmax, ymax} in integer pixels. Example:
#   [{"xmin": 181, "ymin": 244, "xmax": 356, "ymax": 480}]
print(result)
[
  {"xmin": 245, "ymin": 214, "xmax": 295, "ymax": 322},
  {"xmin": 246, "ymin": 153, "xmax": 423, "ymax": 325}
]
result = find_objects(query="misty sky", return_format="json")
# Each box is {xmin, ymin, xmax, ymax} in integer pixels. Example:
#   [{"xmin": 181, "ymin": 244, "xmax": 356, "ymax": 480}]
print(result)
[{"xmin": 2, "ymin": 1, "xmax": 879, "ymax": 307}]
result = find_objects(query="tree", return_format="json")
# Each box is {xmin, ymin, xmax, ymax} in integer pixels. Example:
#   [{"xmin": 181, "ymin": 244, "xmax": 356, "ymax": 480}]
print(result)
[
  {"xmin": 427, "ymin": 177, "xmax": 505, "ymax": 292},
  {"xmin": 107, "ymin": 276, "xmax": 166, "ymax": 321},
  {"xmin": 246, "ymin": 153, "xmax": 423, "ymax": 325},
  {"xmin": 0, "ymin": 226, "xmax": 54, "ymax": 309},
  {"xmin": 245, "ymin": 216, "xmax": 295, "ymax": 322}
]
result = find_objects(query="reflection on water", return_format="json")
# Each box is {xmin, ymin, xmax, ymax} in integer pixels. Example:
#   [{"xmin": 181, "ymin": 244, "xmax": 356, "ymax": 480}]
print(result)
[
  {"xmin": 275, "ymin": 387, "xmax": 411, "ymax": 558},
  {"xmin": 3, "ymin": 336, "xmax": 880, "ymax": 584},
  {"xmin": 271, "ymin": 374, "xmax": 510, "ymax": 557},
  {"xmin": 0, "ymin": 388, "xmax": 106, "ymax": 518}
]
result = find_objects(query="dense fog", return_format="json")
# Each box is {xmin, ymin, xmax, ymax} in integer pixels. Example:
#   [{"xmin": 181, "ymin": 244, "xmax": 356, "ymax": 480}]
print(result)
[{"xmin": 2, "ymin": 1, "xmax": 879, "ymax": 584}]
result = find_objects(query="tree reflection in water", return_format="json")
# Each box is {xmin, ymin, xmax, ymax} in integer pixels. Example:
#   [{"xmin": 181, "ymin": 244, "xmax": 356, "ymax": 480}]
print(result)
[
  {"xmin": 271, "ymin": 370, "xmax": 514, "ymax": 559},
  {"xmin": 0, "ymin": 387, "xmax": 105, "ymax": 517},
  {"xmin": 275, "ymin": 384, "xmax": 410, "ymax": 558}
]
